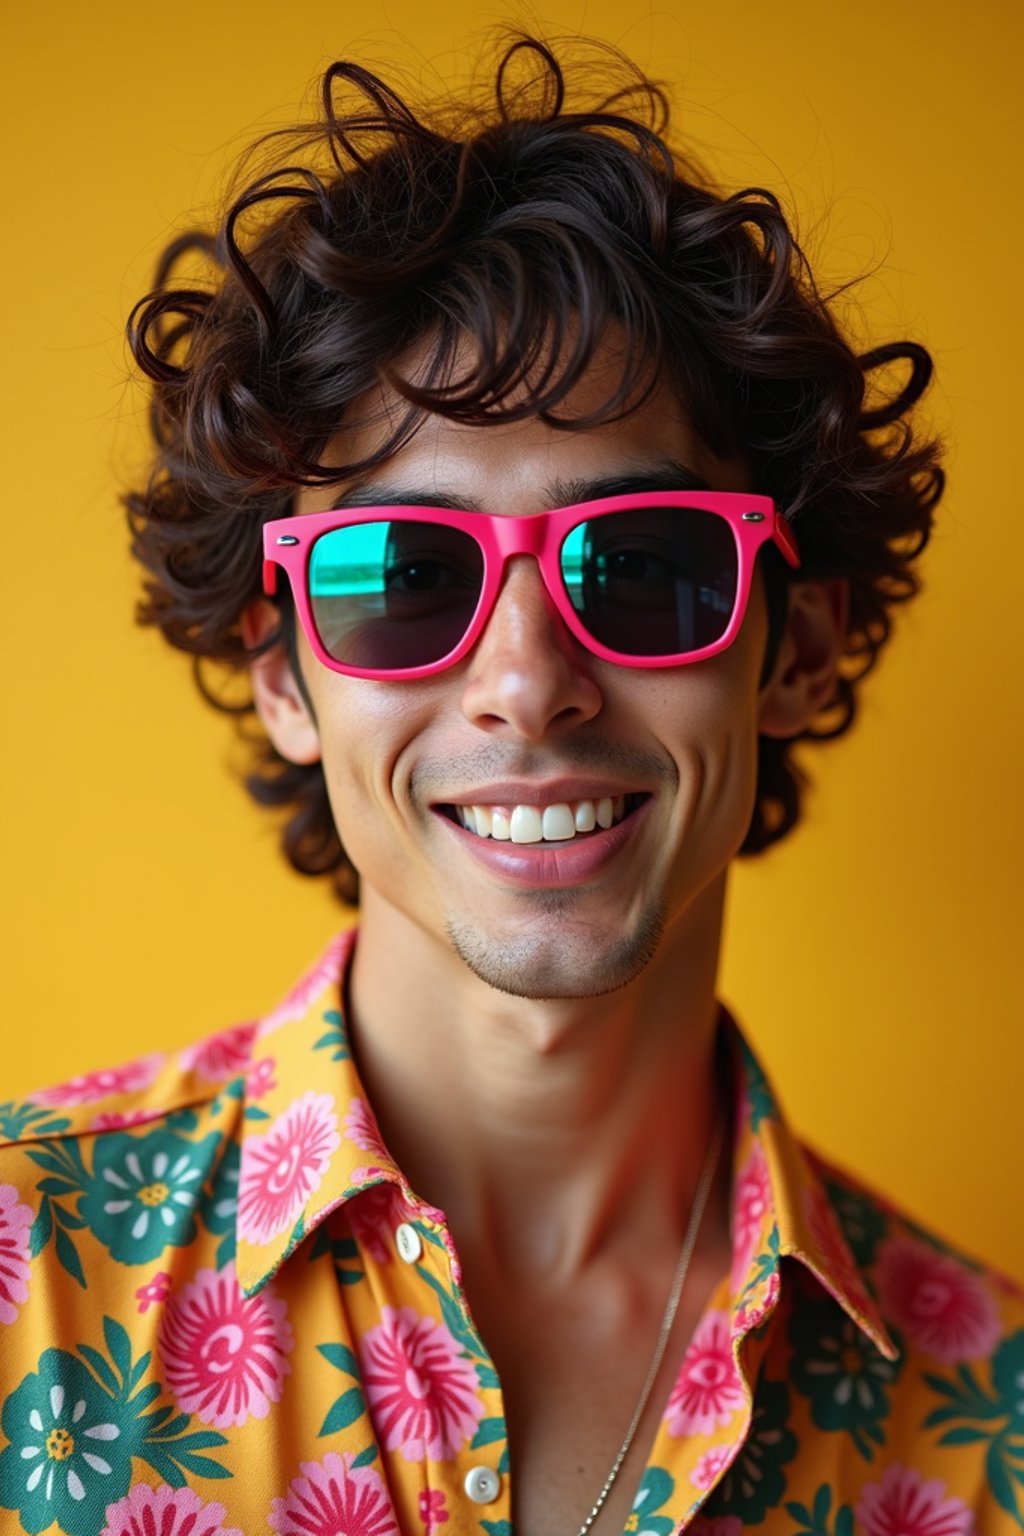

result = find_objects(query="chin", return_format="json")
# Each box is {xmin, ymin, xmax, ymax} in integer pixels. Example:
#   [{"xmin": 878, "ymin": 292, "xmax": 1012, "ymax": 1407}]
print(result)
[{"xmin": 444, "ymin": 903, "xmax": 667, "ymax": 1001}]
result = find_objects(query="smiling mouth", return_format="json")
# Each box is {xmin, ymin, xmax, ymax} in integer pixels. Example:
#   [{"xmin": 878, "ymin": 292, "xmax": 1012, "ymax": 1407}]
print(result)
[{"xmin": 442, "ymin": 794, "xmax": 648, "ymax": 843}]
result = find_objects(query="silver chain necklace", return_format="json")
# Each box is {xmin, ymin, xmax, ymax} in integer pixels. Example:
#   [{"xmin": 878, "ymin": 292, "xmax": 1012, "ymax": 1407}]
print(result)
[{"xmin": 574, "ymin": 1116, "xmax": 727, "ymax": 1536}]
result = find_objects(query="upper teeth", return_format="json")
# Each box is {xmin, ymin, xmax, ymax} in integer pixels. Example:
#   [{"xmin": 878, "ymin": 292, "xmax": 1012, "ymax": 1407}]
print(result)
[{"xmin": 455, "ymin": 797, "xmax": 627, "ymax": 843}]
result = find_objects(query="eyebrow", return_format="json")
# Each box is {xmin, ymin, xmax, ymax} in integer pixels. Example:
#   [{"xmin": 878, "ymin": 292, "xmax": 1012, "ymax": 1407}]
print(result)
[{"xmin": 328, "ymin": 458, "xmax": 711, "ymax": 513}]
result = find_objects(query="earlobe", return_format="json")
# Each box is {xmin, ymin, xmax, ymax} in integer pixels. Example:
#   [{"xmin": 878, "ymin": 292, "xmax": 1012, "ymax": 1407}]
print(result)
[
  {"xmin": 242, "ymin": 601, "xmax": 322, "ymax": 766},
  {"xmin": 757, "ymin": 579, "xmax": 849, "ymax": 740}
]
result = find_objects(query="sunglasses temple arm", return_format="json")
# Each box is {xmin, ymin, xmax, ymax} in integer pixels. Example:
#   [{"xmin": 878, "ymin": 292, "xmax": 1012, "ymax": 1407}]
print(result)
[
  {"xmin": 773, "ymin": 513, "xmax": 800, "ymax": 569},
  {"xmin": 263, "ymin": 559, "xmax": 279, "ymax": 596}
]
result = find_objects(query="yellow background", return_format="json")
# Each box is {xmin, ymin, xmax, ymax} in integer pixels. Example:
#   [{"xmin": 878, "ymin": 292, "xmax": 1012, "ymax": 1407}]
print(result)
[{"xmin": 3, "ymin": 3, "xmax": 1021, "ymax": 1277}]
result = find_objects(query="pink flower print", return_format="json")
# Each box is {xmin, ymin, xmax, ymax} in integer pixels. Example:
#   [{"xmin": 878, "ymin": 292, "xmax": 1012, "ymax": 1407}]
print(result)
[
  {"xmin": 0, "ymin": 1183, "xmax": 33, "ymax": 1325},
  {"xmin": 731, "ymin": 1142, "xmax": 771, "ymax": 1291},
  {"xmin": 803, "ymin": 1183, "xmax": 876, "ymax": 1320},
  {"xmin": 689, "ymin": 1446, "xmax": 736, "ymax": 1492},
  {"xmin": 100, "ymin": 1483, "xmax": 243, "ymax": 1536},
  {"xmin": 238, "ymin": 1090, "xmax": 341, "ymax": 1246},
  {"xmin": 665, "ymin": 1310, "xmax": 745, "ymax": 1436},
  {"xmin": 90, "ymin": 1109, "xmax": 157, "ymax": 1132},
  {"xmin": 855, "ymin": 1463, "xmax": 975, "ymax": 1536},
  {"xmin": 419, "ymin": 1489, "xmax": 450, "ymax": 1531},
  {"xmin": 269, "ymin": 1451, "xmax": 397, "ymax": 1536},
  {"xmin": 34, "ymin": 1052, "xmax": 164, "ymax": 1107},
  {"xmin": 360, "ymin": 1305, "xmax": 485, "ymax": 1460},
  {"xmin": 158, "ymin": 1260, "xmax": 293, "ymax": 1426},
  {"xmin": 135, "ymin": 1271, "xmax": 172, "ymax": 1314},
  {"xmin": 876, "ymin": 1234, "xmax": 1001, "ymax": 1363},
  {"xmin": 734, "ymin": 1267, "xmax": 780, "ymax": 1334},
  {"xmin": 345, "ymin": 1096, "xmax": 391, "ymax": 1161},
  {"xmin": 346, "ymin": 1181, "xmax": 407, "ymax": 1265},
  {"xmin": 180, "ymin": 1022, "xmax": 257, "ymax": 1083},
  {"xmin": 259, "ymin": 932, "xmax": 352, "ymax": 1039},
  {"xmin": 689, "ymin": 1517, "xmax": 744, "ymax": 1536},
  {"xmin": 246, "ymin": 1056, "xmax": 277, "ymax": 1100}
]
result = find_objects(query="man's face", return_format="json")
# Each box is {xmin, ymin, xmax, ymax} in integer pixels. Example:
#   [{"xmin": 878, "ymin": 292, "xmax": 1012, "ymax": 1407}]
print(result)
[{"xmin": 282, "ymin": 353, "xmax": 779, "ymax": 1000}]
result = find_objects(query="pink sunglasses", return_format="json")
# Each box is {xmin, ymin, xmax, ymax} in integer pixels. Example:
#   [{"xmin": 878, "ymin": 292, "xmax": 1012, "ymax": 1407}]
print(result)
[{"xmin": 262, "ymin": 490, "xmax": 800, "ymax": 680}]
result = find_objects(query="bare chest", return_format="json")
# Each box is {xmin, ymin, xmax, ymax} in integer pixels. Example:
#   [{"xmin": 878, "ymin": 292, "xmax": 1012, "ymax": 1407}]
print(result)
[{"xmin": 476, "ymin": 1283, "xmax": 716, "ymax": 1536}]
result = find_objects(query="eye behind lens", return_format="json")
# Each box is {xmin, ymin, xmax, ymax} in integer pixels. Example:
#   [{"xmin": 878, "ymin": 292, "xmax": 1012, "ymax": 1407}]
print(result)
[{"xmin": 560, "ymin": 505, "xmax": 739, "ymax": 656}]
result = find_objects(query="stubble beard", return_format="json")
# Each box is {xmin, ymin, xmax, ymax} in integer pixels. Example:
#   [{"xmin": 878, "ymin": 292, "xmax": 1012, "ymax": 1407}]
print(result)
[{"xmin": 444, "ymin": 893, "xmax": 669, "ymax": 1000}]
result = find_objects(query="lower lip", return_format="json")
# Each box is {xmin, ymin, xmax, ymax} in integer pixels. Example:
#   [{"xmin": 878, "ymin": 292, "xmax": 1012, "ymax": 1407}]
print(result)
[{"xmin": 435, "ymin": 799, "xmax": 653, "ymax": 888}]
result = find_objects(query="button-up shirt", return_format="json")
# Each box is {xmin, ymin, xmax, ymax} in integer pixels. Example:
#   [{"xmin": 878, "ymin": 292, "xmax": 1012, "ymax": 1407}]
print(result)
[{"xmin": 1, "ymin": 930, "xmax": 1021, "ymax": 1536}]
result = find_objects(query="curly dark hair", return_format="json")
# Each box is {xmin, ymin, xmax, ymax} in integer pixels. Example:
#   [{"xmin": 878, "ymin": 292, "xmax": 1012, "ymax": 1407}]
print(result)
[{"xmin": 125, "ymin": 35, "xmax": 942, "ymax": 904}]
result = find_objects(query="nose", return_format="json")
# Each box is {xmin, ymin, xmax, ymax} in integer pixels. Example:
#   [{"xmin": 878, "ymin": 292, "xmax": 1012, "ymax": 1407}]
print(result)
[{"xmin": 460, "ymin": 557, "xmax": 603, "ymax": 741}]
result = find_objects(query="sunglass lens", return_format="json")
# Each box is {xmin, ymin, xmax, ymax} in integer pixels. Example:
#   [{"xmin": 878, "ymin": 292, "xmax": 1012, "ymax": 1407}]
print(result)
[
  {"xmin": 309, "ymin": 521, "xmax": 484, "ymax": 671},
  {"xmin": 560, "ymin": 506, "xmax": 738, "ymax": 656}
]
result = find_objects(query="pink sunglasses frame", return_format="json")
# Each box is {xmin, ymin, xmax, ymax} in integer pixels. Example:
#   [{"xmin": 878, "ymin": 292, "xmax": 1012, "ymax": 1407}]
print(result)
[{"xmin": 262, "ymin": 490, "xmax": 800, "ymax": 680}]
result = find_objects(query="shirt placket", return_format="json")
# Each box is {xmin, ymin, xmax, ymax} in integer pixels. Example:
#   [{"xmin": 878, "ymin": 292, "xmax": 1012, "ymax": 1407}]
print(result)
[{"xmin": 367, "ymin": 1201, "xmax": 513, "ymax": 1535}]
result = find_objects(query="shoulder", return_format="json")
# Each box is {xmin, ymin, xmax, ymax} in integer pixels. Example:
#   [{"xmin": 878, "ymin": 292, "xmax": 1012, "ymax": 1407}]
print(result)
[
  {"xmin": 1, "ymin": 1019, "xmax": 260, "ymax": 1151},
  {"xmin": 792, "ymin": 1145, "xmax": 1024, "ymax": 1530},
  {"xmin": 807, "ymin": 1143, "xmax": 1024, "ymax": 1338},
  {"xmin": 0, "ymin": 1021, "xmax": 260, "ymax": 1304}
]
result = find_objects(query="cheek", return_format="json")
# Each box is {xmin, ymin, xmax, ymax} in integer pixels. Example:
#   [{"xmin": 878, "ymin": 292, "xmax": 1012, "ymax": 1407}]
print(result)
[{"xmin": 306, "ymin": 672, "xmax": 439, "ymax": 862}]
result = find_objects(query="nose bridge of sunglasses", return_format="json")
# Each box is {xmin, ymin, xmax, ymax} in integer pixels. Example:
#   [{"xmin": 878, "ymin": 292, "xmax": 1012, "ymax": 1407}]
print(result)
[{"xmin": 489, "ymin": 510, "xmax": 550, "ymax": 560}]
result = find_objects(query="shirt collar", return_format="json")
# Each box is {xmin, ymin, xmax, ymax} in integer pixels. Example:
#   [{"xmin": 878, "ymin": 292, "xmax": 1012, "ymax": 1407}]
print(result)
[{"xmin": 234, "ymin": 931, "xmax": 896, "ymax": 1361}]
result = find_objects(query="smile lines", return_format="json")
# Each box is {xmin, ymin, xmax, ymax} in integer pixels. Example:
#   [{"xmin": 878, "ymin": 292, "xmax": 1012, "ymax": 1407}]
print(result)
[{"xmin": 451, "ymin": 795, "xmax": 640, "ymax": 843}]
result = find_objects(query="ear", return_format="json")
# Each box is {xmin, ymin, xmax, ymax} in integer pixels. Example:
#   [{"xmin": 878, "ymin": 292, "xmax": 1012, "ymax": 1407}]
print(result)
[
  {"xmin": 241, "ymin": 601, "xmax": 322, "ymax": 765},
  {"xmin": 757, "ymin": 579, "xmax": 849, "ymax": 739}
]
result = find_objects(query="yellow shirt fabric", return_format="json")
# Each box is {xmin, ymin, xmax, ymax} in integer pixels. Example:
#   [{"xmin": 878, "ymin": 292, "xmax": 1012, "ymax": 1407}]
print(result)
[{"xmin": 1, "ymin": 930, "xmax": 1021, "ymax": 1536}]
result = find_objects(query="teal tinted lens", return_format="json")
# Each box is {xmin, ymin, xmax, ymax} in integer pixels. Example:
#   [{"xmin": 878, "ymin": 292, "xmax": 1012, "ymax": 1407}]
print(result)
[
  {"xmin": 560, "ymin": 506, "xmax": 738, "ymax": 655},
  {"xmin": 309, "ymin": 520, "xmax": 484, "ymax": 670}
]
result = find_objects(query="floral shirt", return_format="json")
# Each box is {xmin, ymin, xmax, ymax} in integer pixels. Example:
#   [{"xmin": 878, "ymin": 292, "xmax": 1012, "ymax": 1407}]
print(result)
[{"xmin": 1, "ymin": 931, "xmax": 1022, "ymax": 1536}]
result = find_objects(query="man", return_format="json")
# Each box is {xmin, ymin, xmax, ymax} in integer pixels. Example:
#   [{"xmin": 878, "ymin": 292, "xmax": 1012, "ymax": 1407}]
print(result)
[{"xmin": 1, "ymin": 36, "xmax": 1020, "ymax": 1536}]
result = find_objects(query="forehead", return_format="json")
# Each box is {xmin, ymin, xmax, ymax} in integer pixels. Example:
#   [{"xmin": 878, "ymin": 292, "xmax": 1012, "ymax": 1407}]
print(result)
[{"xmin": 296, "ymin": 333, "xmax": 750, "ymax": 517}]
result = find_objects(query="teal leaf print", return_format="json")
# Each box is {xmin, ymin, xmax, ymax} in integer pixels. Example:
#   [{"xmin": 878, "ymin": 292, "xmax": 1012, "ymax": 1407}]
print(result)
[
  {"xmin": 416, "ymin": 1265, "xmax": 486, "ymax": 1359},
  {"xmin": 243, "ymin": 1105, "xmax": 271, "ymax": 1121},
  {"xmin": 54, "ymin": 1226, "xmax": 86, "ymax": 1288},
  {"xmin": 29, "ymin": 1195, "xmax": 52, "ymax": 1257},
  {"xmin": 471, "ymin": 1417, "xmax": 506, "ymax": 1449},
  {"xmin": 26, "ymin": 1140, "xmax": 89, "ymax": 1286},
  {"xmin": 821, "ymin": 1178, "xmax": 888, "ymax": 1269},
  {"xmin": 317, "ymin": 1338, "xmax": 368, "ymax": 1438},
  {"xmin": 937, "ymin": 1425, "xmax": 992, "ymax": 1446},
  {"xmin": 627, "ymin": 1465, "xmax": 675, "ymax": 1535},
  {"xmin": 317, "ymin": 1342, "xmax": 362, "ymax": 1377},
  {"xmin": 992, "ymin": 1329, "xmax": 1024, "ymax": 1434},
  {"xmin": 740, "ymin": 1222, "xmax": 781, "ymax": 1305},
  {"xmin": 785, "ymin": 1482, "xmax": 854, "ymax": 1536},
  {"xmin": 711, "ymin": 1378, "xmax": 797, "ymax": 1523},
  {"xmin": 198, "ymin": 1139, "xmax": 239, "ymax": 1270},
  {"xmin": 737, "ymin": 1038, "xmax": 777, "ymax": 1130},
  {"xmin": 986, "ymin": 1440, "xmax": 1019, "ymax": 1520},
  {"xmin": 165, "ymin": 1105, "xmax": 203, "ymax": 1129},
  {"xmin": 320, "ymin": 1388, "xmax": 366, "ymax": 1435},
  {"xmin": 0, "ymin": 1100, "xmax": 72, "ymax": 1141},
  {"xmin": 0, "ymin": 1313, "xmax": 230, "ymax": 1536},
  {"xmin": 308, "ymin": 1226, "xmax": 364, "ymax": 1286},
  {"xmin": 922, "ymin": 1329, "xmax": 1024, "ymax": 1520},
  {"xmin": 413, "ymin": 1264, "xmax": 508, "ymax": 1474},
  {"xmin": 789, "ymin": 1294, "xmax": 901, "ymax": 1460},
  {"xmin": 481, "ymin": 1523, "xmax": 514, "ymax": 1536},
  {"xmin": 351, "ymin": 1445, "xmax": 378, "ymax": 1468},
  {"xmin": 78, "ymin": 1128, "xmax": 221, "ymax": 1265},
  {"xmin": 52, "ymin": 1202, "xmax": 86, "ymax": 1232},
  {"xmin": 314, "ymin": 1008, "xmax": 350, "ymax": 1061}
]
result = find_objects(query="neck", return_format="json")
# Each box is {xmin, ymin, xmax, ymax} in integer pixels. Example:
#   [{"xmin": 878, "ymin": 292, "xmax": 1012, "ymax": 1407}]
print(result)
[{"xmin": 346, "ymin": 873, "xmax": 730, "ymax": 1284}]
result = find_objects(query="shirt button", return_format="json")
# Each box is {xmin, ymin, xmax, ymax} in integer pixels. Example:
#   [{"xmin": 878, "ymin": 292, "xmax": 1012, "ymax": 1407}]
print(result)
[
  {"xmin": 395, "ymin": 1222, "xmax": 423, "ymax": 1263},
  {"xmin": 464, "ymin": 1466, "xmax": 501, "ymax": 1504}
]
